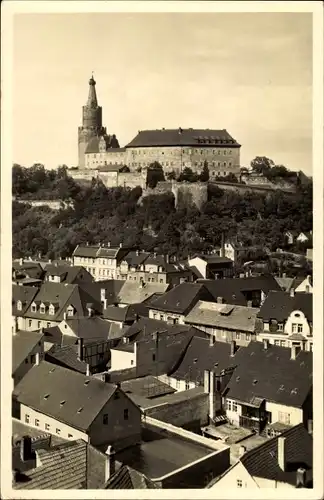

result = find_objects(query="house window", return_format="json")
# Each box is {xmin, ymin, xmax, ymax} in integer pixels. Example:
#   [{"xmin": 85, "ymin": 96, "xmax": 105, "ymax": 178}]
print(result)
[
  {"xmin": 124, "ymin": 409, "xmax": 129, "ymax": 420},
  {"xmin": 152, "ymin": 353, "xmax": 156, "ymax": 362},
  {"xmin": 226, "ymin": 400, "xmax": 232, "ymax": 411},
  {"xmin": 30, "ymin": 354, "xmax": 35, "ymax": 363},
  {"xmin": 280, "ymin": 340, "xmax": 286, "ymax": 347},
  {"xmin": 45, "ymin": 423, "xmax": 50, "ymax": 430},
  {"xmin": 292, "ymin": 323, "xmax": 303, "ymax": 333},
  {"xmin": 246, "ymin": 334, "xmax": 251, "ymax": 342},
  {"xmin": 103, "ymin": 414, "xmax": 108, "ymax": 425},
  {"xmin": 31, "ymin": 304, "xmax": 37, "ymax": 313},
  {"xmin": 28, "ymin": 320, "xmax": 32, "ymax": 327},
  {"xmin": 278, "ymin": 412, "xmax": 290, "ymax": 425},
  {"xmin": 232, "ymin": 401, "xmax": 238, "ymax": 412},
  {"xmin": 185, "ymin": 381, "xmax": 190, "ymax": 390},
  {"xmin": 160, "ymin": 315, "xmax": 164, "ymax": 321},
  {"xmin": 298, "ymin": 324, "xmax": 303, "ymax": 333},
  {"xmin": 35, "ymin": 419, "xmax": 39, "ymax": 427},
  {"xmin": 278, "ymin": 323, "xmax": 283, "ymax": 331},
  {"xmin": 56, "ymin": 429, "xmax": 61, "ymax": 435},
  {"xmin": 237, "ymin": 479, "xmax": 243, "ymax": 488},
  {"xmin": 275, "ymin": 340, "xmax": 280, "ymax": 346},
  {"xmin": 222, "ymin": 331, "xmax": 226, "ymax": 338},
  {"xmin": 176, "ymin": 379, "xmax": 180, "ymax": 389},
  {"xmin": 174, "ymin": 318, "xmax": 179, "ymax": 324},
  {"xmin": 67, "ymin": 307, "xmax": 74, "ymax": 317},
  {"xmin": 25, "ymin": 414, "xmax": 30, "ymax": 424},
  {"xmin": 40, "ymin": 305, "xmax": 45, "ymax": 314},
  {"xmin": 131, "ymin": 360, "xmax": 134, "ymax": 365},
  {"xmin": 17, "ymin": 301, "xmax": 22, "ymax": 311},
  {"xmin": 236, "ymin": 333, "xmax": 241, "ymax": 340}
]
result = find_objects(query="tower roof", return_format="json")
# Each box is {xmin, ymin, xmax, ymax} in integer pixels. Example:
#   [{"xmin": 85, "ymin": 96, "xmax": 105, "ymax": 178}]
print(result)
[{"xmin": 87, "ymin": 74, "xmax": 98, "ymax": 108}]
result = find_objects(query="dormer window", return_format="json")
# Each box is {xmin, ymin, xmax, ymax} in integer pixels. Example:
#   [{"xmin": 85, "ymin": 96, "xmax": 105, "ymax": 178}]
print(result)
[
  {"xmin": 31, "ymin": 302, "xmax": 37, "ymax": 313},
  {"xmin": 49, "ymin": 304, "xmax": 55, "ymax": 316},
  {"xmin": 67, "ymin": 305, "xmax": 74, "ymax": 317},
  {"xmin": 40, "ymin": 303, "xmax": 46, "ymax": 314},
  {"xmin": 17, "ymin": 300, "xmax": 22, "ymax": 311}
]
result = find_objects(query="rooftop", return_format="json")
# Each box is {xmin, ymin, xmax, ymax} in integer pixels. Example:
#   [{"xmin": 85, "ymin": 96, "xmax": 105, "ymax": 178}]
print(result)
[
  {"xmin": 12, "ymin": 330, "xmax": 44, "ymax": 374},
  {"xmin": 258, "ymin": 290, "xmax": 313, "ymax": 322},
  {"xmin": 117, "ymin": 281, "xmax": 169, "ymax": 305},
  {"xmin": 185, "ymin": 300, "xmax": 260, "ymax": 333},
  {"xmin": 44, "ymin": 264, "xmax": 92, "ymax": 284},
  {"xmin": 126, "ymin": 128, "xmax": 240, "ymax": 149},
  {"xmin": 149, "ymin": 282, "xmax": 213, "ymax": 314}
]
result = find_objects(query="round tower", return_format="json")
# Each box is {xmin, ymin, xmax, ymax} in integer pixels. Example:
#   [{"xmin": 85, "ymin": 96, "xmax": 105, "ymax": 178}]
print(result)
[{"xmin": 78, "ymin": 75, "xmax": 107, "ymax": 168}]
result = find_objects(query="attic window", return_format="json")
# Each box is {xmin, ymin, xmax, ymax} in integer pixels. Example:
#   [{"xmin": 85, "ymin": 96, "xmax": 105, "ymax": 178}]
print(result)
[
  {"xmin": 214, "ymin": 362, "xmax": 218, "ymax": 367},
  {"xmin": 253, "ymin": 379, "xmax": 258, "ymax": 385},
  {"xmin": 236, "ymin": 376, "xmax": 240, "ymax": 382},
  {"xmin": 49, "ymin": 367, "xmax": 56, "ymax": 373},
  {"xmin": 279, "ymin": 385, "xmax": 285, "ymax": 391},
  {"xmin": 84, "ymin": 380, "xmax": 90, "ymax": 386},
  {"xmin": 291, "ymin": 388, "xmax": 298, "ymax": 395},
  {"xmin": 270, "ymin": 451, "xmax": 276, "ymax": 458},
  {"xmin": 43, "ymin": 394, "xmax": 50, "ymax": 400},
  {"xmin": 60, "ymin": 400, "xmax": 66, "ymax": 406},
  {"xmin": 193, "ymin": 358, "xmax": 198, "ymax": 363},
  {"xmin": 77, "ymin": 407, "xmax": 83, "ymax": 413}
]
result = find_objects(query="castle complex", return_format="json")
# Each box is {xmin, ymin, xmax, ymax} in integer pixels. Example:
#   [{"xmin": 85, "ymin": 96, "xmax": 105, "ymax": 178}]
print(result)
[{"xmin": 76, "ymin": 76, "xmax": 241, "ymax": 179}]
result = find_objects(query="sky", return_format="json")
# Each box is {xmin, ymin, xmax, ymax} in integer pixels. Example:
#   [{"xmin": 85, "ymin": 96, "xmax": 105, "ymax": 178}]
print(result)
[{"xmin": 12, "ymin": 12, "xmax": 313, "ymax": 173}]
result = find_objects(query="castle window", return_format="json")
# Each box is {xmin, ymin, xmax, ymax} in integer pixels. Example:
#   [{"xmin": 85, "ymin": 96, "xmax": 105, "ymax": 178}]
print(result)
[
  {"xmin": 218, "ymin": 150, "xmax": 220, "ymax": 155},
  {"xmin": 229, "ymin": 162, "xmax": 232, "ymax": 166},
  {"xmin": 224, "ymin": 162, "xmax": 227, "ymax": 167},
  {"xmin": 224, "ymin": 150, "xmax": 227, "ymax": 155}
]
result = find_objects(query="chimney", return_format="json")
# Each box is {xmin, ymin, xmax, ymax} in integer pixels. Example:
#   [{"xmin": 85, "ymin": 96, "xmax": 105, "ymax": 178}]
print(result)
[
  {"xmin": 133, "ymin": 341, "xmax": 138, "ymax": 364},
  {"xmin": 296, "ymin": 467, "xmax": 307, "ymax": 488},
  {"xmin": 86, "ymin": 364, "xmax": 90, "ymax": 376},
  {"xmin": 19, "ymin": 258, "xmax": 23, "ymax": 266},
  {"xmin": 35, "ymin": 352, "xmax": 40, "ymax": 366},
  {"xmin": 230, "ymin": 340, "xmax": 236, "ymax": 356},
  {"xmin": 220, "ymin": 233, "xmax": 225, "ymax": 258},
  {"xmin": 103, "ymin": 298, "xmax": 108, "ymax": 310},
  {"xmin": 77, "ymin": 338, "xmax": 84, "ymax": 361},
  {"xmin": 63, "ymin": 312, "xmax": 67, "ymax": 321},
  {"xmin": 217, "ymin": 296, "xmax": 223, "ymax": 304},
  {"xmin": 263, "ymin": 339, "xmax": 269, "ymax": 350},
  {"xmin": 282, "ymin": 272, "xmax": 286, "ymax": 278},
  {"xmin": 166, "ymin": 254, "xmax": 169, "ymax": 264},
  {"xmin": 208, "ymin": 371, "xmax": 215, "ymax": 421},
  {"xmin": 119, "ymin": 243, "xmax": 123, "ymax": 248},
  {"xmin": 136, "ymin": 250, "xmax": 139, "ymax": 256},
  {"xmin": 278, "ymin": 436, "xmax": 287, "ymax": 471},
  {"xmin": 49, "ymin": 259, "xmax": 52, "ymax": 264},
  {"xmin": 20, "ymin": 436, "xmax": 32, "ymax": 462},
  {"xmin": 307, "ymin": 419, "xmax": 313, "ymax": 435},
  {"xmin": 239, "ymin": 445, "xmax": 247, "ymax": 458},
  {"xmin": 290, "ymin": 288, "xmax": 295, "ymax": 297},
  {"xmin": 105, "ymin": 445, "xmax": 116, "ymax": 481}
]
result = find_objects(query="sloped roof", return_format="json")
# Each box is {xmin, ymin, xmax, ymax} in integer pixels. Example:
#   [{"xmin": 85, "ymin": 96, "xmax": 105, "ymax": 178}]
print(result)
[
  {"xmin": 80, "ymin": 280, "xmax": 125, "ymax": 307},
  {"xmin": 84, "ymin": 135, "xmax": 121, "ymax": 154},
  {"xmin": 224, "ymin": 341, "xmax": 312, "ymax": 408},
  {"xmin": 257, "ymin": 291, "xmax": 313, "ymax": 322},
  {"xmin": 12, "ymin": 330, "xmax": 44, "ymax": 374},
  {"xmin": 240, "ymin": 424, "xmax": 313, "ymax": 487},
  {"xmin": 192, "ymin": 255, "xmax": 233, "ymax": 265},
  {"xmin": 117, "ymin": 281, "xmax": 169, "ymax": 305},
  {"xmin": 13, "ymin": 361, "xmax": 117, "ymax": 431},
  {"xmin": 126, "ymin": 128, "xmax": 240, "ymax": 148},
  {"xmin": 198, "ymin": 276, "xmax": 281, "ymax": 306},
  {"xmin": 45, "ymin": 344, "xmax": 89, "ymax": 374},
  {"xmin": 148, "ymin": 283, "xmax": 213, "ymax": 314},
  {"xmin": 12, "ymin": 261, "xmax": 44, "ymax": 280},
  {"xmin": 185, "ymin": 301, "xmax": 260, "ymax": 333},
  {"xmin": 171, "ymin": 336, "xmax": 242, "ymax": 383},
  {"xmin": 12, "ymin": 284, "xmax": 39, "ymax": 316},
  {"xmin": 122, "ymin": 251, "xmax": 151, "ymax": 267},
  {"xmin": 275, "ymin": 277, "xmax": 296, "ymax": 292},
  {"xmin": 105, "ymin": 465, "xmax": 157, "ymax": 489},
  {"xmin": 64, "ymin": 316, "xmax": 118, "ymax": 341},
  {"xmin": 121, "ymin": 376, "xmax": 176, "ymax": 401},
  {"xmin": 44, "ymin": 264, "xmax": 93, "ymax": 284}
]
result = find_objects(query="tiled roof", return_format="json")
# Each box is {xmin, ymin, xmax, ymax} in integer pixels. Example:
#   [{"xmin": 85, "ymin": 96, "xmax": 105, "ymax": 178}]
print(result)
[
  {"xmin": 12, "ymin": 284, "xmax": 39, "ymax": 316},
  {"xmin": 13, "ymin": 439, "xmax": 110, "ymax": 489},
  {"xmin": 98, "ymin": 164, "xmax": 125, "ymax": 172},
  {"xmin": 12, "ymin": 330, "xmax": 44, "ymax": 374},
  {"xmin": 72, "ymin": 244, "xmax": 129, "ymax": 260},
  {"xmin": 198, "ymin": 276, "xmax": 281, "ymax": 306},
  {"xmin": 64, "ymin": 316, "xmax": 118, "ymax": 341},
  {"xmin": 13, "ymin": 361, "xmax": 117, "ymax": 431},
  {"xmin": 44, "ymin": 264, "xmax": 92, "ymax": 284},
  {"xmin": 192, "ymin": 255, "xmax": 233, "ymax": 265},
  {"xmin": 102, "ymin": 304, "xmax": 138, "ymax": 323},
  {"xmin": 240, "ymin": 424, "xmax": 313, "ymax": 487},
  {"xmin": 121, "ymin": 376, "xmax": 176, "ymax": 401},
  {"xmin": 84, "ymin": 135, "xmax": 121, "ymax": 154},
  {"xmin": 122, "ymin": 251, "xmax": 151, "ymax": 267},
  {"xmin": 13, "ymin": 261, "xmax": 44, "ymax": 280},
  {"xmin": 224, "ymin": 341, "xmax": 312, "ymax": 408},
  {"xmin": 45, "ymin": 344, "xmax": 89, "ymax": 374},
  {"xmin": 185, "ymin": 301, "xmax": 260, "ymax": 333},
  {"xmin": 148, "ymin": 283, "xmax": 214, "ymax": 314},
  {"xmin": 117, "ymin": 281, "xmax": 169, "ymax": 305},
  {"xmin": 170, "ymin": 336, "xmax": 242, "ymax": 383},
  {"xmin": 275, "ymin": 277, "xmax": 296, "ymax": 292},
  {"xmin": 80, "ymin": 280, "xmax": 125, "ymax": 306},
  {"xmin": 257, "ymin": 291, "xmax": 313, "ymax": 322},
  {"xmin": 105, "ymin": 465, "xmax": 157, "ymax": 489},
  {"xmin": 126, "ymin": 128, "xmax": 240, "ymax": 148}
]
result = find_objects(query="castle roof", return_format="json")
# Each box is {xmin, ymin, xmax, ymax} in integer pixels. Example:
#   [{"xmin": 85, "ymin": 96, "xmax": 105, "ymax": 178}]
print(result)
[
  {"xmin": 85, "ymin": 135, "xmax": 121, "ymax": 154},
  {"xmin": 126, "ymin": 128, "xmax": 240, "ymax": 148}
]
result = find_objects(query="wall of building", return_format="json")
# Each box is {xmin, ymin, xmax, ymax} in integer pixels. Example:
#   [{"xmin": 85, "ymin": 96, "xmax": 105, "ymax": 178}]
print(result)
[
  {"xmin": 210, "ymin": 461, "xmax": 257, "ymax": 489},
  {"xmin": 18, "ymin": 317, "xmax": 58, "ymax": 332},
  {"xmin": 19, "ymin": 404, "xmax": 88, "ymax": 442},
  {"xmin": 188, "ymin": 257, "xmax": 207, "ymax": 279},
  {"xmin": 148, "ymin": 309, "xmax": 184, "ymax": 324},
  {"xmin": 186, "ymin": 324, "xmax": 256, "ymax": 347},
  {"xmin": 110, "ymin": 347, "xmax": 135, "ymax": 371},
  {"xmin": 285, "ymin": 310, "xmax": 311, "ymax": 336},
  {"xmin": 265, "ymin": 401, "xmax": 303, "ymax": 426},
  {"xmin": 89, "ymin": 388, "xmax": 141, "ymax": 450},
  {"xmin": 172, "ymin": 182, "xmax": 208, "ymax": 211},
  {"xmin": 157, "ymin": 374, "xmax": 196, "ymax": 392},
  {"xmin": 144, "ymin": 390, "xmax": 209, "ymax": 428}
]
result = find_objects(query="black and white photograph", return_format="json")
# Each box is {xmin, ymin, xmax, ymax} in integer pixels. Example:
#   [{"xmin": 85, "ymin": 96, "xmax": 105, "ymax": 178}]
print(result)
[{"xmin": 1, "ymin": 1, "xmax": 323, "ymax": 497}]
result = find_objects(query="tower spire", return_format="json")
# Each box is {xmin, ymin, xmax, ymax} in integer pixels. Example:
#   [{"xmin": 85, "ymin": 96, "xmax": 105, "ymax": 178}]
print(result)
[{"xmin": 87, "ymin": 73, "xmax": 98, "ymax": 108}]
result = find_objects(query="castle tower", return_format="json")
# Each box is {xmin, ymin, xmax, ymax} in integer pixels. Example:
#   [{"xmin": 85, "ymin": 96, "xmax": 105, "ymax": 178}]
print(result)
[{"xmin": 78, "ymin": 75, "xmax": 107, "ymax": 168}]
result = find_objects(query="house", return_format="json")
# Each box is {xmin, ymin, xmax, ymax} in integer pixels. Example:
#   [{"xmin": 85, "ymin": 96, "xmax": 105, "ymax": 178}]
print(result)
[
  {"xmin": 148, "ymin": 282, "xmax": 215, "ymax": 324},
  {"xmin": 12, "ymin": 260, "xmax": 44, "ymax": 284},
  {"xmin": 17, "ymin": 282, "xmax": 103, "ymax": 332},
  {"xmin": 295, "ymin": 275, "xmax": 313, "ymax": 294},
  {"xmin": 184, "ymin": 300, "xmax": 261, "ymax": 346},
  {"xmin": 12, "ymin": 361, "xmax": 142, "ymax": 451},
  {"xmin": 257, "ymin": 290, "xmax": 313, "ymax": 351},
  {"xmin": 117, "ymin": 280, "xmax": 170, "ymax": 306},
  {"xmin": 43, "ymin": 263, "xmax": 93, "ymax": 285},
  {"xmin": 198, "ymin": 275, "xmax": 281, "ymax": 308},
  {"xmin": 12, "ymin": 432, "xmax": 122, "ymax": 489},
  {"xmin": 72, "ymin": 243, "xmax": 131, "ymax": 280},
  {"xmin": 284, "ymin": 231, "xmax": 298, "ymax": 245},
  {"xmin": 12, "ymin": 330, "xmax": 45, "ymax": 386},
  {"xmin": 105, "ymin": 465, "xmax": 158, "ymax": 489},
  {"xmin": 188, "ymin": 254, "xmax": 234, "ymax": 280},
  {"xmin": 12, "ymin": 284, "xmax": 39, "ymax": 334},
  {"xmin": 117, "ymin": 250, "xmax": 194, "ymax": 286},
  {"xmin": 296, "ymin": 231, "xmax": 312, "ymax": 243},
  {"xmin": 45, "ymin": 337, "xmax": 111, "ymax": 375},
  {"xmin": 102, "ymin": 303, "xmax": 147, "ymax": 329},
  {"xmin": 306, "ymin": 248, "xmax": 313, "ymax": 261},
  {"xmin": 209, "ymin": 424, "xmax": 313, "ymax": 489},
  {"xmin": 222, "ymin": 341, "xmax": 313, "ymax": 434},
  {"xmin": 108, "ymin": 317, "xmax": 207, "ymax": 374}
]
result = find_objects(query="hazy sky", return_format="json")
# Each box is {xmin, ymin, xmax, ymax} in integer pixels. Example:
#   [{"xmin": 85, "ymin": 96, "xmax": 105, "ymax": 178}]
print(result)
[{"xmin": 13, "ymin": 12, "xmax": 313, "ymax": 173}]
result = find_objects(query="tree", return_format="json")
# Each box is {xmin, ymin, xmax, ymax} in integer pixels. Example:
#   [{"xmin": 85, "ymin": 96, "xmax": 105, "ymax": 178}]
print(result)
[
  {"xmin": 177, "ymin": 167, "xmax": 199, "ymax": 183},
  {"xmin": 147, "ymin": 162, "xmax": 165, "ymax": 188},
  {"xmin": 166, "ymin": 170, "xmax": 176, "ymax": 181},
  {"xmin": 199, "ymin": 161, "xmax": 209, "ymax": 182},
  {"xmin": 250, "ymin": 156, "xmax": 275, "ymax": 176}
]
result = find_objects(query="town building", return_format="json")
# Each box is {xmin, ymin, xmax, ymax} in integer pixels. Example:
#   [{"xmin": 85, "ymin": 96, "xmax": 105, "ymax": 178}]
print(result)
[
  {"xmin": 257, "ymin": 290, "xmax": 313, "ymax": 351},
  {"xmin": 72, "ymin": 243, "xmax": 131, "ymax": 280},
  {"xmin": 12, "ymin": 260, "xmax": 44, "ymax": 285},
  {"xmin": 43, "ymin": 263, "xmax": 93, "ymax": 285},
  {"xmin": 222, "ymin": 341, "xmax": 313, "ymax": 434},
  {"xmin": 295, "ymin": 275, "xmax": 313, "ymax": 294},
  {"xmin": 184, "ymin": 300, "xmax": 261, "ymax": 346},
  {"xmin": 12, "ymin": 330, "xmax": 45, "ymax": 386},
  {"xmin": 209, "ymin": 424, "xmax": 313, "ymax": 489},
  {"xmin": 13, "ymin": 361, "xmax": 142, "ymax": 450},
  {"xmin": 188, "ymin": 254, "xmax": 234, "ymax": 279},
  {"xmin": 12, "ymin": 284, "xmax": 39, "ymax": 334}
]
